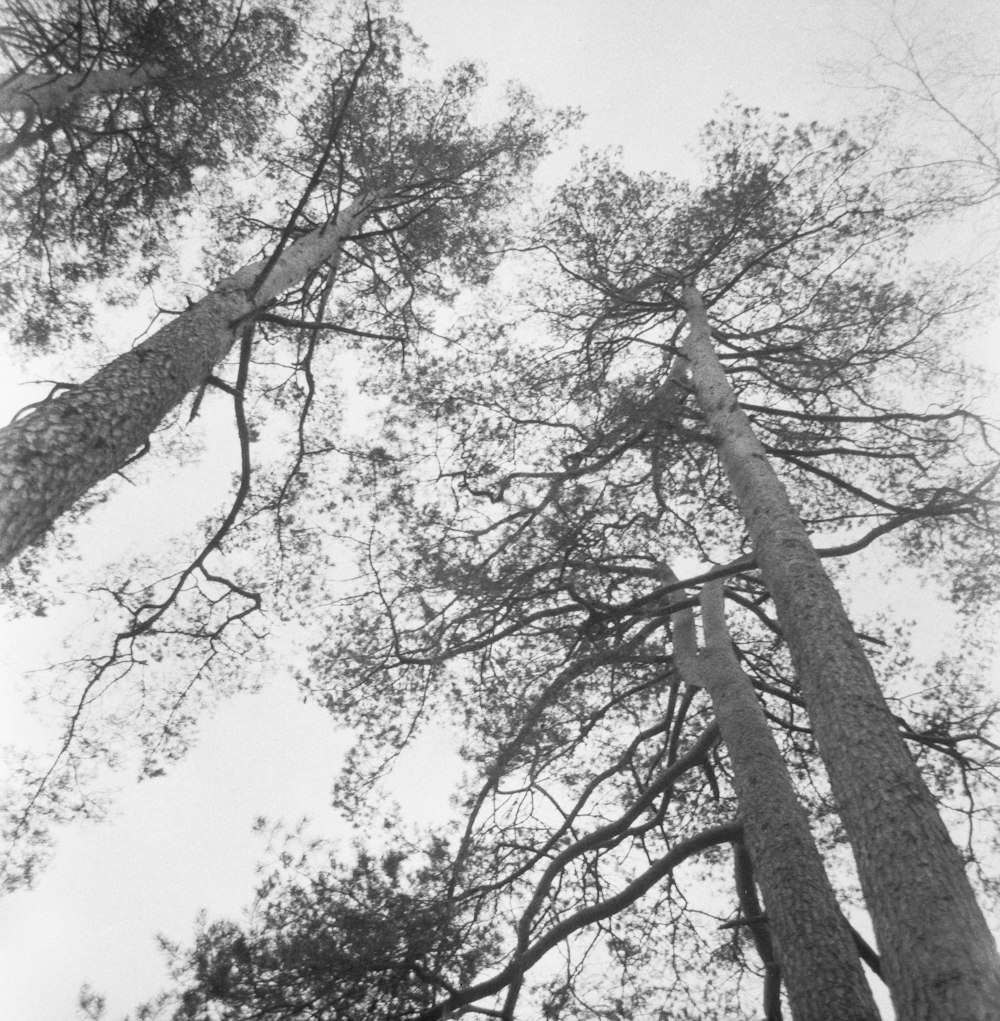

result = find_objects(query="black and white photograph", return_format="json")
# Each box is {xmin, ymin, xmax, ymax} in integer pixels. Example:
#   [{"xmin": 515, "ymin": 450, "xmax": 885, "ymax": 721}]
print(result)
[{"xmin": 1, "ymin": 2, "xmax": 998, "ymax": 1018}]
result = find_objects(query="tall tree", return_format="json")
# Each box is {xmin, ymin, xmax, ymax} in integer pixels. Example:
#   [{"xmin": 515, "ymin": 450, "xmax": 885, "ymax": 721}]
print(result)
[
  {"xmin": 256, "ymin": 110, "xmax": 998, "ymax": 1017},
  {"xmin": 672, "ymin": 578, "xmax": 879, "ymax": 1021},
  {"xmin": 0, "ymin": 9, "xmax": 555, "ymax": 567},
  {"xmin": 0, "ymin": 7, "xmax": 566, "ymax": 890},
  {"xmin": 526, "ymin": 118, "xmax": 1000, "ymax": 1017},
  {"xmin": 669, "ymin": 271, "xmax": 999, "ymax": 1018}
]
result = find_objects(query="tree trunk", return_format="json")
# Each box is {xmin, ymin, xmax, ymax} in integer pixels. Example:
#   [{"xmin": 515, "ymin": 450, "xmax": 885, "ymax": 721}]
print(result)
[
  {"xmin": 676, "ymin": 279, "xmax": 1000, "ymax": 1020},
  {"xmin": 0, "ymin": 196, "xmax": 374, "ymax": 566},
  {"xmin": 0, "ymin": 64, "xmax": 166, "ymax": 118},
  {"xmin": 673, "ymin": 579, "xmax": 880, "ymax": 1021}
]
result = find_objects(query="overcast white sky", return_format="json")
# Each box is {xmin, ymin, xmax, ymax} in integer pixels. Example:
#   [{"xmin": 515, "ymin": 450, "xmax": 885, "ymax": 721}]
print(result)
[{"xmin": 1, "ymin": 1, "xmax": 998, "ymax": 1018}]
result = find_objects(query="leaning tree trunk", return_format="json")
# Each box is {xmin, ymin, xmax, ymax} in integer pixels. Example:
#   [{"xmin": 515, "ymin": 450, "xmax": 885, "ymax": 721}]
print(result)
[
  {"xmin": 0, "ymin": 196, "xmax": 375, "ymax": 566},
  {"xmin": 0, "ymin": 64, "xmax": 166, "ymax": 119},
  {"xmin": 675, "ymin": 278, "xmax": 1000, "ymax": 1020},
  {"xmin": 0, "ymin": 64, "xmax": 169, "ymax": 162},
  {"xmin": 673, "ymin": 578, "xmax": 880, "ymax": 1021}
]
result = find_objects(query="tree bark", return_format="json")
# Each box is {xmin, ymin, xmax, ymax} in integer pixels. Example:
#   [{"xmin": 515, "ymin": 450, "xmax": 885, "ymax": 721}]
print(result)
[
  {"xmin": 0, "ymin": 196, "xmax": 374, "ymax": 566},
  {"xmin": 673, "ymin": 579, "xmax": 880, "ymax": 1021},
  {"xmin": 0, "ymin": 64, "xmax": 166, "ymax": 118},
  {"xmin": 675, "ymin": 278, "xmax": 1000, "ymax": 1020}
]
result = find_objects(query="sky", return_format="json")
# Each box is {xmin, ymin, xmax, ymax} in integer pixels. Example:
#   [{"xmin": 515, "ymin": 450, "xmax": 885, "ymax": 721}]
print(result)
[{"xmin": 0, "ymin": 1, "xmax": 998, "ymax": 1018}]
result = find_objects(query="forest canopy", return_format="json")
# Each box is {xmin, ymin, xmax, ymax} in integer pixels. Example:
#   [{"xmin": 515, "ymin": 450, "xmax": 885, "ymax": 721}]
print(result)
[{"xmin": 1, "ymin": 2, "xmax": 999, "ymax": 1020}]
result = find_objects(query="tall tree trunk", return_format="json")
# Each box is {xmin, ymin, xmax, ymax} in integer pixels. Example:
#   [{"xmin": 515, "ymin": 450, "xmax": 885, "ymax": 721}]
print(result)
[
  {"xmin": 675, "ymin": 278, "xmax": 1000, "ymax": 1020},
  {"xmin": 0, "ymin": 196, "xmax": 374, "ymax": 566},
  {"xmin": 0, "ymin": 64, "xmax": 166, "ymax": 118},
  {"xmin": 673, "ymin": 578, "xmax": 880, "ymax": 1021}
]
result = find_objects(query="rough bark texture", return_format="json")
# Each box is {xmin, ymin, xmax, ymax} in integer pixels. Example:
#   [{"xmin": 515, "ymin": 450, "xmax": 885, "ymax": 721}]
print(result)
[
  {"xmin": 673, "ymin": 580, "xmax": 880, "ymax": 1021},
  {"xmin": 0, "ymin": 198, "xmax": 373, "ymax": 565},
  {"xmin": 0, "ymin": 65, "xmax": 165, "ymax": 118},
  {"xmin": 677, "ymin": 281, "xmax": 1000, "ymax": 1020}
]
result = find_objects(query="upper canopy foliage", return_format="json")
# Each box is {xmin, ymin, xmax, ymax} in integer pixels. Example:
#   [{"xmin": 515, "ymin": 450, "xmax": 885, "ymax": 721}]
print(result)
[{"xmin": 0, "ymin": 0, "xmax": 308, "ymax": 347}]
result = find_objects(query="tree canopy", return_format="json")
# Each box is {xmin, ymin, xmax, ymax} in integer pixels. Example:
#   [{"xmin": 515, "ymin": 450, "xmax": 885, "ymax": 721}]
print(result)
[
  {"xmin": 1, "ymin": 3, "xmax": 999, "ymax": 1020},
  {"xmin": 0, "ymin": 0, "xmax": 307, "ymax": 349}
]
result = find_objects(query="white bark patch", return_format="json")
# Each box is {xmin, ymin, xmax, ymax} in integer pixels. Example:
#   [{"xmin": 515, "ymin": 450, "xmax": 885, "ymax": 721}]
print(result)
[{"xmin": 223, "ymin": 195, "xmax": 377, "ymax": 307}]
